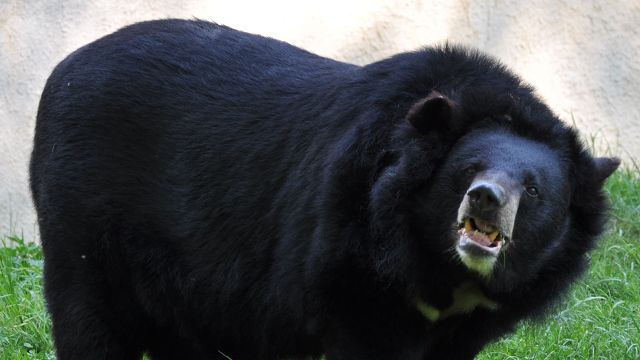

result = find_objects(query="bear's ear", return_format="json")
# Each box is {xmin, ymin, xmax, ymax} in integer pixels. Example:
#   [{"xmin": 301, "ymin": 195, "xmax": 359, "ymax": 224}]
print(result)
[
  {"xmin": 593, "ymin": 157, "xmax": 620, "ymax": 185},
  {"xmin": 406, "ymin": 91, "xmax": 457, "ymax": 134}
]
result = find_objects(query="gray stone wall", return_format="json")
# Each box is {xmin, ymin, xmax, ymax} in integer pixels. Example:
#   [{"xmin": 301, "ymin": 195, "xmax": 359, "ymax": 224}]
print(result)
[{"xmin": 1, "ymin": 0, "xmax": 638, "ymax": 241}]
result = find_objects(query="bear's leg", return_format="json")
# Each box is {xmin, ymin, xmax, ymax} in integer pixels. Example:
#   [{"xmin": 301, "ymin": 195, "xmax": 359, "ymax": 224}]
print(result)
[
  {"xmin": 422, "ymin": 312, "xmax": 516, "ymax": 359},
  {"xmin": 145, "ymin": 332, "xmax": 206, "ymax": 360},
  {"xmin": 323, "ymin": 328, "xmax": 425, "ymax": 360},
  {"xmin": 322, "ymin": 313, "xmax": 426, "ymax": 360},
  {"xmin": 48, "ymin": 298, "xmax": 144, "ymax": 360},
  {"xmin": 42, "ymin": 227, "xmax": 146, "ymax": 360}
]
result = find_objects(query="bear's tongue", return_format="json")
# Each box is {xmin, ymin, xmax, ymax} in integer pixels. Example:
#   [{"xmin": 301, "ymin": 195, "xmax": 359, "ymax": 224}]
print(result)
[{"xmin": 462, "ymin": 218, "xmax": 500, "ymax": 247}]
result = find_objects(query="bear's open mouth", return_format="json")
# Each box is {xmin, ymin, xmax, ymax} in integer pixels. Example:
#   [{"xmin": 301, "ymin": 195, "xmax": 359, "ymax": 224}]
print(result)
[{"xmin": 457, "ymin": 217, "xmax": 506, "ymax": 250}]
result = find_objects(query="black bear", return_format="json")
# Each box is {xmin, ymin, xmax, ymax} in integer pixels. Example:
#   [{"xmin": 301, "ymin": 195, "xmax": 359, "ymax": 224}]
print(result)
[{"xmin": 30, "ymin": 19, "xmax": 619, "ymax": 359}]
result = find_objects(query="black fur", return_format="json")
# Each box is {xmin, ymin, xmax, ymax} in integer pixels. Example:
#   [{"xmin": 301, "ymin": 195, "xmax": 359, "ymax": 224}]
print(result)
[{"xmin": 30, "ymin": 19, "xmax": 616, "ymax": 359}]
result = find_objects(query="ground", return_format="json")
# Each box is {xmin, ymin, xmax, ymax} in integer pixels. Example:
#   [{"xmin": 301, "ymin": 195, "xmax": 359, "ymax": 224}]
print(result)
[{"xmin": 1, "ymin": 169, "xmax": 638, "ymax": 360}]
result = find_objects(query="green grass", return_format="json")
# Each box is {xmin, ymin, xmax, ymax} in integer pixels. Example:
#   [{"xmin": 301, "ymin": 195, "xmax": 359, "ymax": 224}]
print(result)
[
  {"xmin": 0, "ymin": 237, "xmax": 53, "ymax": 359},
  {"xmin": 0, "ymin": 170, "xmax": 638, "ymax": 359}
]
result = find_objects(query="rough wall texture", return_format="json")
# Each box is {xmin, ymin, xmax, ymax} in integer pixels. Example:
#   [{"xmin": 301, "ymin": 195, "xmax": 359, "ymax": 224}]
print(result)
[{"xmin": 1, "ymin": 0, "xmax": 639, "ymax": 241}]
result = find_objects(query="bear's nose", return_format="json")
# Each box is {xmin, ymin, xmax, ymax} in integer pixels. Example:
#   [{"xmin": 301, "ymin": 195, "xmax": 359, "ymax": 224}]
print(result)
[{"xmin": 467, "ymin": 182, "xmax": 506, "ymax": 211}]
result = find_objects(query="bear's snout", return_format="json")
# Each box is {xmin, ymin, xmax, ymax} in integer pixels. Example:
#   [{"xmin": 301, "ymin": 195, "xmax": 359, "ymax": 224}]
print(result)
[
  {"xmin": 455, "ymin": 172, "xmax": 523, "ymax": 276},
  {"xmin": 467, "ymin": 181, "xmax": 506, "ymax": 212},
  {"xmin": 458, "ymin": 173, "xmax": 521, "ymax": 241}
]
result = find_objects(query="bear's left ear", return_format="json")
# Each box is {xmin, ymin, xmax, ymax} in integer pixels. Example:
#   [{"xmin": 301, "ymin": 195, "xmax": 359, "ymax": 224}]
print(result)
[
  {"xmin": 594, "ymin": 157, "xmax": 621, "ymax": 185},
  {"xmin": 406, "ymin": 91, "xmax": 458, "ymax": 134}
]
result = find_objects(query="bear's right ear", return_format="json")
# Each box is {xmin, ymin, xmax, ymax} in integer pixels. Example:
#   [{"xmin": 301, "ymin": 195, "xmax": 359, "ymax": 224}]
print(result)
[
  {"xmin": 406, "ymin": 91, "xmax": 457, "ymax": 134},
  {"xmin": 593, "ymin": 157, "xmax": 621, "ymax": 186}
]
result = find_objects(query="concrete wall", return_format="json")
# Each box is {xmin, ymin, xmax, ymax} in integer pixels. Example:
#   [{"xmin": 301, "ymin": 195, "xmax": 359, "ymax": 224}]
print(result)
[{"xmin": 1, "ymin": 0, "xmax": 639, "ymax": 241}]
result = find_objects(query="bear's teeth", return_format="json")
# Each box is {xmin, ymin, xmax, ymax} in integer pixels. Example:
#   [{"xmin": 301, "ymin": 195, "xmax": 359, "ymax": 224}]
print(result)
[
  {"xmin": 464, "ymin": 219, "xmax": 473, "ymax": 233},
  {"xmin": 463, "ymin": 218, "xmax": 500, "ymax": 244}
]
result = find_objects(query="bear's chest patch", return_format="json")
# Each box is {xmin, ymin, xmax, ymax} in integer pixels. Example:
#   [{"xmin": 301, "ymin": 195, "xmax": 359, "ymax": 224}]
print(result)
[{"xmin": 416, "ymin": 282, "xmax": 498, "ymax": 323}]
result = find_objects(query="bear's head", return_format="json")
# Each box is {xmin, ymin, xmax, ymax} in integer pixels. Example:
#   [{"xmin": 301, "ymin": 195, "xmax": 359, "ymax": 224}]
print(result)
[
  {"xmin": 426, "ymin": 125, "xmax": 619, "ymax": 284},
  {"xmin": 369, "ymin": 88, "xmax": 619, "ymax": 298}
]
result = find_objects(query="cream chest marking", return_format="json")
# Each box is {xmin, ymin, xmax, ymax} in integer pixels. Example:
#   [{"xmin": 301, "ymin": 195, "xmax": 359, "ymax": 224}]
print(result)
[{"xmin": 416, "ymin": 282, "xmax": 499, "ymax": 323}]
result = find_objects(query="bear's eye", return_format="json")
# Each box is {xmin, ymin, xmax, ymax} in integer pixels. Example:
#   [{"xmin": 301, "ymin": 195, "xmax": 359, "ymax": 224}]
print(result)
[
  {"xmin": 526, "ymin": 186, "xmax": 539, "ymax": 198},
  {"xmin": 463, "ymin": 166, "xmax": 477, "ymax": 176}
]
